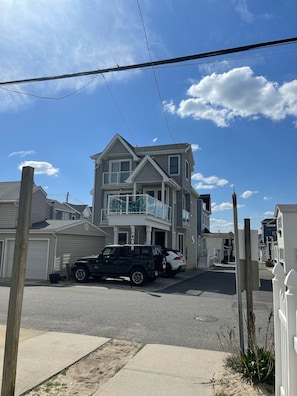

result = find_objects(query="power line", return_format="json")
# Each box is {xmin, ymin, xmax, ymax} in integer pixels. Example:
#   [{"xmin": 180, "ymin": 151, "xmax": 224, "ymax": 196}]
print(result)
[
  {"xmin": 0, "ymin": 36, "xmax": 296, "ymax": 87},
  {"xmin": 137, "ymin": 0, "xmax": 176, "ymax": 143}
]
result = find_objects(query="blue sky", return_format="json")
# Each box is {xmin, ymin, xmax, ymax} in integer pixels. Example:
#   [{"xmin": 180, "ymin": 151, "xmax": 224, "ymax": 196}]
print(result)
[{"xmin": 1, "ymin": 0, "xmax": 297, "ymax": 233}]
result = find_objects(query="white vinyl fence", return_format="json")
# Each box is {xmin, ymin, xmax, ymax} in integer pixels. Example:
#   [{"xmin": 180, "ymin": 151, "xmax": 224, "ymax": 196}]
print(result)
[{"xmin": 273, "ymin": 263, "xmax": 297, "ymax": 396}]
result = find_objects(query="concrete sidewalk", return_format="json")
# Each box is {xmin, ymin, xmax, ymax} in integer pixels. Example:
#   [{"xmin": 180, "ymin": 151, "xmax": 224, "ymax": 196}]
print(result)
[
  {"xmin": 0, "ymin": 326, "xmax": 109, "ymax": 395},
  {"xmin": 0, "ymin": 326, "xmax": 225, "ymax": 395},
  {"xmin": 94, "ymin": 344, "xmax": 224, "ymax": 396}
]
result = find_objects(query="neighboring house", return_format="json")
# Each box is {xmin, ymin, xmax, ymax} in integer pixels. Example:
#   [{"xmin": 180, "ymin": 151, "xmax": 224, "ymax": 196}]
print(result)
[
  {"xmin": 0, "ymin": 181, "xmax": 50, "ymax": 227},
  {"xmin": 0, "ymin": 181, "xmax": 107, "ymax": 280},
  {"xmin": 47, "ymin": 199, "xmax": 77, "ymax": 220},
  {"xmin": 65, "ymin": 203, "xmax": 92, "ymax": 221},
  {"xmin": 259, "ymin": 218, "xmax": 277, "ymax": 263},
  {"xmin": 197, "ymin": 194, "xmax": 211, "ymax": 259},
  {"xmin": 198, "ymin": 232, "xmax": 234, "ymax": 267},
  {"xmin": 274, "ymin": 204, "xmax": 297, "ymax": 273},
  {"xmin": 90, "ymin": 133, "xmax": 199, "ymax": 269}
]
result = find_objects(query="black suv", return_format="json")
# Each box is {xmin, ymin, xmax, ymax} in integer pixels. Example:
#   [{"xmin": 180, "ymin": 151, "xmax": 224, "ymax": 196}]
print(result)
[{"xmin": 71, "ymin": 244, "xmax": 166, "ymax": 286}]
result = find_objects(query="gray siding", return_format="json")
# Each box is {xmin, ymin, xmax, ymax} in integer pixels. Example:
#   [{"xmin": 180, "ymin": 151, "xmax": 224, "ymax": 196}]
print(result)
[
  {"xmin": 55, "ymin": 234, "xmax": 105, "ymax": 269},
  {"xmin": 134, "ymin": 163, "xmax": 163, "ymax": 183},
  {"xmin": 0, "ymin": 203, "xmax": 17, "ymax": 228},
  {"xmin": 31, "ymin": 189, "xmax": 48, "ymax": 224},
  {"xmin": 108, "ymin": 140, "xmax": 131, "ymax": 155}
]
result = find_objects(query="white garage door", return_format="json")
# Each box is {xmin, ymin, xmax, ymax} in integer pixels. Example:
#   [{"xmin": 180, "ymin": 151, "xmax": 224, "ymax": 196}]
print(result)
[{"xmin": 3, "ymin": 239, "xmax": 49, "ymax": 280}]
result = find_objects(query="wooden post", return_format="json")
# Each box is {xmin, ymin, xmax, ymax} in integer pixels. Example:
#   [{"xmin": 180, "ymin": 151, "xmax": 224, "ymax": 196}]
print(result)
[
  {"xmin": 232, "ymin": 193, "xmax": 244, "ymax": 354},
  {"xmin": 1, "ymin": 166, "xmax": 34, "ymax": 395},
  {"xmin": 244, "ymin": 218, "xmax": 256, "ymax": 349}
]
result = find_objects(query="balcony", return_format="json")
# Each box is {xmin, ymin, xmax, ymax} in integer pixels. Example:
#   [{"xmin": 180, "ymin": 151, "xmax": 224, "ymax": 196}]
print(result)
[
  {"xmin": 107, "ymin": 194, "xmax": 171, "ymax": 223},
  {"xmin": 182, "ymin": 209, "xmax": 190, "ymax": 225},
  {"xmin": 103, "ymin": 171, "xmax": 132, "ymax": 185}
]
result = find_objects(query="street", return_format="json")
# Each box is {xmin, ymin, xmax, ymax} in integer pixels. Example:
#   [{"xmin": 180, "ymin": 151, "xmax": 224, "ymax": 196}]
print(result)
[{"xmin": 0, "ymin": 264, "xmax": 274, "ymax": 352}]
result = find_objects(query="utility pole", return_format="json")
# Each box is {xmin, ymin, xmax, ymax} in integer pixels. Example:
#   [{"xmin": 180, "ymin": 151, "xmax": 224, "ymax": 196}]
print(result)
[
  {"xmin": 1, "ymin": 167, "xmax": 34, "ymax": 395},
  {"xmin": 232, "ymin": 192, "xmax": 244, "ymax": 354},
  {"xmin": 244, "ymin": 218, "xmax": 256, "ymax": 349}
]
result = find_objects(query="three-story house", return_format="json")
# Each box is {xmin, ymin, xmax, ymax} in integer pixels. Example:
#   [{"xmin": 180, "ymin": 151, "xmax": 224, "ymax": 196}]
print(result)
[{"xmin": 91, "ymin": 134, "xmax": 199, "ymax": 269}]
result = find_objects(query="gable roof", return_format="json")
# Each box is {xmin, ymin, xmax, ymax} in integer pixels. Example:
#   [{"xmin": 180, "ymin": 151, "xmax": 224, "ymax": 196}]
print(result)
[
  {"xmin": 0, "ymin": 181, "xmax": 45, "ymax": 201},
  {"xmin": 126, "ymin": 155, "xmax": 180, "ymax": 190},
  {"xmin": 274, "ymin": 204, "xmax": 297, "ymax": 216},
  {"xmin": 91, "ymin": 133, "xmax": 139, "ymax": 163},
  {"xmin": 31, "ymin": 219, "xmax": 108, "ymax": 235},
  {"xmin": 47, "ymin": 199, "xmax": 76, "ymax": 213},
  {"xmin": 65, "ymin": 203, "xmax": 92, "ymax": 215},
  {"xmin": 135, "ymin": 142, "xmax": 195, "ymax": 170}
]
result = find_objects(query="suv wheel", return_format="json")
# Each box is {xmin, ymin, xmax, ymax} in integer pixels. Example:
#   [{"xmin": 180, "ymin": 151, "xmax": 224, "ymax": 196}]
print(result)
[
  {"xmin": 73, "ymin": 266, "xmax": 90, "ymax": 283},
  {"xmin": 130, "ymin": 268, "xmax": 146, "ymax": 286}
]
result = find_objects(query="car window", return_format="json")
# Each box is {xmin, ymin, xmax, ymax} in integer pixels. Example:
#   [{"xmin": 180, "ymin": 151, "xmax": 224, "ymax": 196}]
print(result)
[
  {"xmin": 102, "ymin": 247, "xmax": 117, "ymax": 256},
  {"xmin": 118, "ymin": 246, "xmax": 130, "ymax": 258},
  {"xmin": 141, "ymin": 247, "xmax": 150, "ymax": 258}
]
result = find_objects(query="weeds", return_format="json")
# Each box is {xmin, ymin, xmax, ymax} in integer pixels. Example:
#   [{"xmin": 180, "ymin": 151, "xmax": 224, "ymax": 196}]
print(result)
[{"xmin": 217, "ymin": 309, "xmax": 275, "ymax": 387}]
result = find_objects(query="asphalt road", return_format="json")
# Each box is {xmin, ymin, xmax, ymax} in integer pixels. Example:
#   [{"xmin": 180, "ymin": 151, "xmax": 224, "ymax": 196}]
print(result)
[{"xmin": 0, "ymin": 264, "xmax": 274, "ymax": 352}]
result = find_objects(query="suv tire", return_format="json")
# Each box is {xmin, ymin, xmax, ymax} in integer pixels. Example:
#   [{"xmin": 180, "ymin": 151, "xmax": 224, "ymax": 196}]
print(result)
[
  {"xmin": 130, "ymin": 268, "xmax": 147, "ymax": 286},
  {"xmin": 73, "ymin": 266, "xmax": 90, "ymax": 283}
]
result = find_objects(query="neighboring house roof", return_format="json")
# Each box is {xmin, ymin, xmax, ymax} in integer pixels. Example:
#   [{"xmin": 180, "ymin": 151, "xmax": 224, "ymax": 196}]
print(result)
[
  {"xmin": 203, "ymin": 232, "xmax": 234, "ymax": 239},
  {"xmin": 91, "ymin": 133, "xmax": 139, "ymax": 163},
  {"xmin": 274, "ymin": 204, "xmax": 297, "ymax": 216},
  {"xmin": 65, "ymin": 203, "xmax": 92, "ymax": 216},
  {"xmin": 135, "ymin": 142, "xmax": 195, "ymax": 171},
  {"xmin": 31, "ymin": 219, "xmax": 108, "ymax": 235},
  {"xmin": 47, "ymin": 199, "xmax": 76, "ymax": 214},
  {"xmin": 0, "ymin": 181, "xmax": 45, "ymax": 201},
  {"xmin": 126, "ymin": 155, "xmax": 180, "ymax": 190}
]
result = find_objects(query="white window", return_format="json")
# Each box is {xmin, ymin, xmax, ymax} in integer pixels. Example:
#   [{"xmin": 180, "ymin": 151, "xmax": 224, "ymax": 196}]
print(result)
[
  {"xmin": 110, "ymin": 160, "xmax": 131, "ymax": 183},
  {"xmin": 169, "ymin": 155, "xmax": 180, "ymax": 175}
]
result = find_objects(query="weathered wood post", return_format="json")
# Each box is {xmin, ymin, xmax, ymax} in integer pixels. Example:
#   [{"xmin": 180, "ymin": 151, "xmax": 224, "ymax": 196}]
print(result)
[
  {"xmin": 244, "ymin": 218, "xmax": 256, "ymax": 349},
  {"xmin": 1, "ymin": 166, "xmax": 34, "ymax": 395}
]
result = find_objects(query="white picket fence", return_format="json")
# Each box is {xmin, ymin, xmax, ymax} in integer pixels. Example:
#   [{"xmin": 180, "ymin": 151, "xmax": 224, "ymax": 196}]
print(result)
[{"xmin": 273, "ymin": 262, "xmax": 297, "ymax": 396}]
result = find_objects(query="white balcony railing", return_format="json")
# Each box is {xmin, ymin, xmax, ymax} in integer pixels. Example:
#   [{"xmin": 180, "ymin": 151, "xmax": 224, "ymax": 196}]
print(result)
[
  {"xmin": 103, "ymin": 171, "xmax": 132, "ymax": 185},
  {"xmin": 107, "ymin": 194, "xmax": 171, "ymax": 222},
  {"xmin": 182, "ymin": 209, "xmax": 190, "ymax": 225}
]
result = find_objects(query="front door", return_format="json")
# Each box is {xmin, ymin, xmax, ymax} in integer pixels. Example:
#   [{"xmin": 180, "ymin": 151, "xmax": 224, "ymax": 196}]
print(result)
[{"xmin": 155, "ymin": 231, "xmax": 165, "ymax": 248}]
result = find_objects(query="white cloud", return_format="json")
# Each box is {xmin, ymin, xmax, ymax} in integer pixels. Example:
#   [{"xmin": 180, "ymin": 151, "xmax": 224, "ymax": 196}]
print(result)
[
  {"xmin": 241, "ymin": 190, "xmax": 258, "ymax": 199},
  {"xmin": 192, "ymin": 172, "xmax": 228, "ymax": 190},
  {"xmin": 162, "ymin": 100, "xmax": 176, "ymax": 114},
  {"xmin": 166, "ymin": 67, "xmax": 297, "ymax": 127},
  {"xmin": 18, "ymin": 161, "xmax": 59, "ymax": 176},
  {"xmin": 264, "ymin": 196, "xmax": 272, "ymax": 201},
  {"xmin": 0, "ymin": 1, "xmax": 145, "ymax": 111},
  {"xmin": 212, "ymin": 201, "xmax": 244, "ymax": 212},
  {"xmin": 152, "ymin": 138, "xmax": 158, "ymax": 142},
  {"xmin": 191, "ymin": 144, "xmax": 201, "ymax": 152},
  {"xmin": 232, "ymin": 0, "xmax": 254, "ymax": 23},
  {"xmin": 210, "ymin": 217, "xmax": 235, "ymax": 233},
  {"xmin": 264, "ymin": 211, "xmax": 274, "ymax": 217},
  {"xmin": 8, "ymin": 150, "xmax": 35, "ymax": 157}
]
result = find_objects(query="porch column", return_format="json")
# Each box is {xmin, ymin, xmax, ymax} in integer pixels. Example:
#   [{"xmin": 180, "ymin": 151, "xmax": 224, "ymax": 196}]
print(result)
[
  {"xmin": 145, "ymin": 226, "xmax": 152, "ymax": 245},
  {"xmin": 161, "ymin": 181, "xmax": 165, "ymax": 202},
  {"xmin": 113, "ymin": 226, "xmax": 119, "ymax": 244},
  {"xmin": 130, "ymin": 226, "xmax": 135, "ymax": 249}
]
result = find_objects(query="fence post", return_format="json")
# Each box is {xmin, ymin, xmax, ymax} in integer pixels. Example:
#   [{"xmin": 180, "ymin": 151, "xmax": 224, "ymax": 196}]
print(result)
[
  {"xmin": 272, "ymin": 262, "xmax": 286, "ymax": 396},
  {"xmin": 285, "ymin": 269, "xmax": 297, "ymax": 396}
]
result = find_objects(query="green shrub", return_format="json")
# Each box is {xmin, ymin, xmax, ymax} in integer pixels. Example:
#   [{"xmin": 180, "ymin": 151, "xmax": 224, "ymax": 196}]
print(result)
[{"xmin": 233, "ymin": 347, "xmax": 275, "ymax": 385}]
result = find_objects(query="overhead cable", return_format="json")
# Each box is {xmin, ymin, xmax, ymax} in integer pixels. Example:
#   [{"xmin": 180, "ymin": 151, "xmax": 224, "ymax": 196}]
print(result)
[{"xmin": 0, "ymin": 37, "xmax": 296, "ymax": 86}]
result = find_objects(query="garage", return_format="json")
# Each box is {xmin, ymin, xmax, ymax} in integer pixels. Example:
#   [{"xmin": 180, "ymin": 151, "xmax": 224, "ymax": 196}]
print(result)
[{"xmin": 3, "ymin": 239, "xmax": 49, "ymax": 280}]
